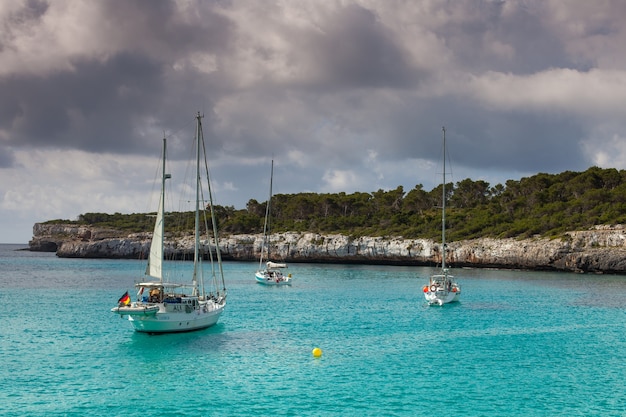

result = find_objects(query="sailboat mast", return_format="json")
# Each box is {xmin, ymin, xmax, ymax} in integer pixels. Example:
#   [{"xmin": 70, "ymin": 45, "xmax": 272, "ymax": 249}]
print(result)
[
  {"xmin": 198, "ymin": 113, "xmax": 226, "ymax": 295},
  {"xmin": 267, "ymin": 160, "xmax": 274, "ymax": 262},
  {"xmin": 193, "ymin": 113, "xmax": 202, "ymax": 288},
  {"xmin": 441, "ymin": 126, "xmax": 446, "ymax": 271},
  {"xmin": 161, "ymin": 138, "xmax": 167, "ymax": 283},
  {"xmin": 259, "ymin": 160, "xmax": 273, "ymax": 269}
]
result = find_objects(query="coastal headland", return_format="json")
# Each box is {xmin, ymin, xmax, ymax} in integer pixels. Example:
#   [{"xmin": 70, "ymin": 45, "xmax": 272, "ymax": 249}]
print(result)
[{"xmin": 28, "ymin": 223, "xmax": 626, "ymax": 274}]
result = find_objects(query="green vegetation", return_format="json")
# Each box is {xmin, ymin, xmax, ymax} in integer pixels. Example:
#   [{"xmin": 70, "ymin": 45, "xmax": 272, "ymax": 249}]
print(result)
[{"xmin": 46, "ymin": 167, "xmax": 626, "ymax": 240}]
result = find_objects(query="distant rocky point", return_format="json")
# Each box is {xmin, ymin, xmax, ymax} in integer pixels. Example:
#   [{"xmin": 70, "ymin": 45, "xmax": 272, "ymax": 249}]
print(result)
[{"xmin": 29, "ymin": 223, "xmax": 626, "ymax": 274}]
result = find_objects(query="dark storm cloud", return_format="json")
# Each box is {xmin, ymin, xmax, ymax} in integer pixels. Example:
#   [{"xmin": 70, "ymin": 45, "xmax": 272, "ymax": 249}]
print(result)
[
  {"xmin": 96, "ymin": 0, "xmax": 234, "ymax": 57},
  {"xmin": 2, "ymin": 0, "xmax": 49, "ymax": 39},
  {"xmin": 1, "ymin": 53, "xmax": 163, "ymax": 152},
  {"xmin": 0, "ymin": 0, "xmax": 236, "ymax": 158},
  {"xmin": 334, "ymin": 90, "xmax": 588, "ymax": 184},
  {"xmin": 431, "ymin": 1, "xmax": 578, "ymax": 74},
  {"xmin": 302, "ymin": 4, "xmax": 416, "ymax": 89},
  {"xmin": 415, "ymin": 98, "xmax": 587, "ymax": 174},
  {"xmin": 0, "ymin": 145, "xmax": 16, "ymax": 168},
  {"xmin": 450, "ymin": 109, "xmax": 586, "ymax": 174}
]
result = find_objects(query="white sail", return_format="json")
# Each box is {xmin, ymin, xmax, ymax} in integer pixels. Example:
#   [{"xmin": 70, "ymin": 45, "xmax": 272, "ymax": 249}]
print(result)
[
  {"xmin": 267, "ymin": 261, "xmax": 287, "ymax": 268},
  {"xmin": 146, "ymin": 139, "xmax": 170, "ymax": 281},
  {"xmin": 146, "ymin": 190, "xmax": 164, "ymax": 280}
]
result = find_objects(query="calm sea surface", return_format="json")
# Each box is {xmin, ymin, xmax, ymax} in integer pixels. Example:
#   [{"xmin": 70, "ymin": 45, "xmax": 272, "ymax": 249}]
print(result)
[{"xmin": 1, "ymin": 243, "xmax": 626, "ymax": 416}]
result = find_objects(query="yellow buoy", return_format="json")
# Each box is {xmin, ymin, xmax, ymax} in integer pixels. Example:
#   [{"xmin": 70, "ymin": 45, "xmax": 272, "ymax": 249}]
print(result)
[{"xmin": 312, "ymin": 347, "xmax": 322, "ymax": 358}]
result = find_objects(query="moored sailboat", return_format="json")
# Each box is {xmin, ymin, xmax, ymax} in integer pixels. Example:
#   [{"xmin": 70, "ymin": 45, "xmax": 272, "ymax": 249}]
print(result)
[
  {"xmin": 423, "ymin": 127, "xmax": 461, "ymax": 305},
  {"xmin": 111, "ymin": 112, "xmax": 227, "ymax": 332},
  {"xmin": 255, "ymin": 159, "xmax": 292, "ymax": 285}
]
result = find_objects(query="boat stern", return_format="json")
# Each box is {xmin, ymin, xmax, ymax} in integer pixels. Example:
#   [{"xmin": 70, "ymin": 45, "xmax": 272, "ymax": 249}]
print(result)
[{"xmin": 422, "ymin": 280, "xmax": 460, "ymax": 306}]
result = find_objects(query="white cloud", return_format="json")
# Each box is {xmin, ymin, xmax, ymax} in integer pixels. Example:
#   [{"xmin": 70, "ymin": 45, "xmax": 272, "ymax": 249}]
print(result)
[
  {"xmin": 0, "ymin": 149, "xmax": 157, "ymax": 221},
  {"xmin": 460, "ymin": 68, "xmax": 626, "ymax": 118},
  {"xmin": 583, "ymin": 130, "xmax": 626, "ymax": 169},
  {"xmin": 0, "ymin": 1, "xmax": 112, "ymax": 76},
  {"xmin": 322, "ymin": 169, "xmax": 359, "ymax": 192}
]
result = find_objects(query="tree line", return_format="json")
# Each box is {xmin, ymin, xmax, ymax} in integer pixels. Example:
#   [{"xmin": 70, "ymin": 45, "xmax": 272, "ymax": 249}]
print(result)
[{"xmin": 51, "ymin": 166, "xmax": 626, "ymax": 241}]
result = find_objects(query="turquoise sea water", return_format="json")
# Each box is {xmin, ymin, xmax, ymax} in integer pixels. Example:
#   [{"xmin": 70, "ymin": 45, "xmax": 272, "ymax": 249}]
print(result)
[{"xmin": 1, "ymin": 243, "xmax": 626, "ymax": 416}]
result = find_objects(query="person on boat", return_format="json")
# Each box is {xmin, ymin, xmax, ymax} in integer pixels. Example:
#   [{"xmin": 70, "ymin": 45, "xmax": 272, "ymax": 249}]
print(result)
[{"xmin": 149, "ymin": 288, "xmax": 161, "ymax": 303}]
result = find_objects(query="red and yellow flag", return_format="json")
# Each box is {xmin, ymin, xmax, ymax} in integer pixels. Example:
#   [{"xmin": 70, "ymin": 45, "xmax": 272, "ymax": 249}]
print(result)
[{"xmin": 118, "ymin": 291, "xmax": 131, "ymax": 306}]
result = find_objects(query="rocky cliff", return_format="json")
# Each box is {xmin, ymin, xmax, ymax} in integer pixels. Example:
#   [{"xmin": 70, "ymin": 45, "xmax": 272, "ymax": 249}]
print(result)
[{"xmin": 29, "ymin": 223, "xmax": 626, "ymax": 274}]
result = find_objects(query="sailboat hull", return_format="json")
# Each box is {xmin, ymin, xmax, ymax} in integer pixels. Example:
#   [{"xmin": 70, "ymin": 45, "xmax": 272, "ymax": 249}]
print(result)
[
  {"xmin": 126, "ymin": 301, "xmax": 225, "ymax": 333},
  {"xmin": 255, "ymin": 270, "xmax": 292, "ymax": 285},
  {"xmin": 424, "ymin": 289, "xmax": 461, "ymax": 305},
  {"xmin": 111, "ymin": 304, "xmax": 160, "ymax": 316}
]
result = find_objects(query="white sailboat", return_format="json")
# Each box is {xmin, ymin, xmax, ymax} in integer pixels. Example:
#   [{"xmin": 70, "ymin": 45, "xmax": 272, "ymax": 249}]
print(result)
[
  {"xmin": 423, "ymin": 127, "xmax": 461, "ymax": 306},
  {"xmin": 255, "ymin": 159, "xmax": 292, "ymax": 285},
  {"xmin": 112, "ymin": 112, "xmax": 227, "ymax": 332}
]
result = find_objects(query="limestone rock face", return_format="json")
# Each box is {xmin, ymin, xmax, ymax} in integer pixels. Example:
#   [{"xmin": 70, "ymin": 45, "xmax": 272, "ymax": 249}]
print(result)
[
  {"xmin": 29, "ymin": 224, "xmax": 93, "ymax": 252},
  {"xmin": 29, "ymin": 223, "xmax": 626, "ymax": 274},
  {"xmin": 56, "ymin": 237, "xmax": 151, "ymax": 259}
]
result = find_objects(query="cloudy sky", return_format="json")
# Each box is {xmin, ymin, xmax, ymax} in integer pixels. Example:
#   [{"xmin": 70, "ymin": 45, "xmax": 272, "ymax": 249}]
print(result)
[{"xmin": 2, "ymin": 0, "xmax": 626, "ymax": 243}]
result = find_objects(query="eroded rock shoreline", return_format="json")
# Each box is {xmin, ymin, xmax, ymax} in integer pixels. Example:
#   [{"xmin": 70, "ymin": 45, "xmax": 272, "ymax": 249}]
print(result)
[{"xmin": 28, "ymin": 223, "xmax": 626, "ymax": 274}]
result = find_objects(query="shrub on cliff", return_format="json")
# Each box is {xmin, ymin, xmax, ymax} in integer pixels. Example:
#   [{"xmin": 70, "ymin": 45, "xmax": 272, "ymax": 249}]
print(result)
[{"xmin": 43, "ymin": 166, "xmax": 626, "ymax": 240}]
